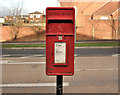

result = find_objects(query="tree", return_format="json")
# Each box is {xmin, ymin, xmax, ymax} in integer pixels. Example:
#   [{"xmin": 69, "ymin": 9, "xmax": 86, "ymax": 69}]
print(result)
[
  {"xmin": 30, "ymin": 24, "xmax": 42, "ymax": 40},
  {"xmin": 6, "ymin": 2, "xmax": 24, "ymax": 41},
  {"xmin": 30, "ymin": 17, "xmax": 46, "ymax": 40},
  {"xmin": 10, "ymin": 19, "xmax": 23, "ymax": 41}
]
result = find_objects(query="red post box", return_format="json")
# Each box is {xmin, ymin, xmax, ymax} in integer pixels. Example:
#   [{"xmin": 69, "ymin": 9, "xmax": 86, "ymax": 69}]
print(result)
[{"xmin": 46, "ymin": 7, "xmax": 75, "ymax": 76}]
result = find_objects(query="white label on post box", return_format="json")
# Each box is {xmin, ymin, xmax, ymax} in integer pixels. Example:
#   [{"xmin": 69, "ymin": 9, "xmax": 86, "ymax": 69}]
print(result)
[{"xmin": 55, "ymin": 42, "xmax": 66, "ymax": 63}]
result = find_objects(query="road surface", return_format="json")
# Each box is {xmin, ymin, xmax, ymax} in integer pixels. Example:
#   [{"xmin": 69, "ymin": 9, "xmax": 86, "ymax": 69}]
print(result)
[
  {"xmin": 1, "ymin": 47, "xmax": 119, "ymax": 94},
  {"xmin": 2, "ymin": 48, "xmax": 119, "ymax": 57}
]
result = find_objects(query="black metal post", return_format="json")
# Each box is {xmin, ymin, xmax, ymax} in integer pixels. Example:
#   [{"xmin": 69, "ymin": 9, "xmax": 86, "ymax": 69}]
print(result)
[{"xmin": 56, "ymin": 75, "xmax": 63, "ymax": 95}]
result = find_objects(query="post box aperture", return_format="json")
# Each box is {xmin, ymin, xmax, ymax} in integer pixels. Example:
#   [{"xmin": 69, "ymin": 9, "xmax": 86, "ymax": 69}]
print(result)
[{"xmin": 46, "ymin": 7, "xmax": 75, "ymax": 75}]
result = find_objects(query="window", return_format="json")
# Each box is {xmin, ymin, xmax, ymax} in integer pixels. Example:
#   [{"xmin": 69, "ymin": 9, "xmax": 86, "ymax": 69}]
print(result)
[
  {"xmin": 100, "ymin": 17, "xmax": 108, "ymax": 20},
  {"xmin": 30, "ymin": 14, "xmax": 33, "ymax": 18},
  {"xmin": 36, "ymin": 14, "xmax": 40, "ymax": 18}
]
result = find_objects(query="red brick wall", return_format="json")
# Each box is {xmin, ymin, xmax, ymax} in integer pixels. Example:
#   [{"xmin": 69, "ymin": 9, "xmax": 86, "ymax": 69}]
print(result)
[
  {"xmin": 60, "ymin": 1, "xmax": 119, "ymax": 40},
  {"xmin": 1, "ymin": 26, "xmax": 45, "ymax": 42},
  {"xmin": 76, "ymin": 15, "xmax": 119, "ymax": 40}
]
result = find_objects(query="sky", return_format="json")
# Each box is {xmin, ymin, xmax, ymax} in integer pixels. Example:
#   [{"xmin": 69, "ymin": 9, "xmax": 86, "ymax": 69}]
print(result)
[
  {"xmin": 0, "ymin": 0, "xmax": 119, "ymax": 17},
  {"xmin": 0, "ymin": 0, "xmax": 60, "ymax": 16}
]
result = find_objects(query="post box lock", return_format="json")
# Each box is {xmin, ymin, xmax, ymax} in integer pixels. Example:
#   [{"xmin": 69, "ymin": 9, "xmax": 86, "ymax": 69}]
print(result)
[{"xmin": 58, "ymin": 35, "xmax": 62, "ymax": 40}]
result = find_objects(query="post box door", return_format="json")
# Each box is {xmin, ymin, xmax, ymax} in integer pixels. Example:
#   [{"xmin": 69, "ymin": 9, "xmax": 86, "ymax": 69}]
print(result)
[{"xmin": 46, "ymin": 7, "xmax": 75, "ymax": 76}]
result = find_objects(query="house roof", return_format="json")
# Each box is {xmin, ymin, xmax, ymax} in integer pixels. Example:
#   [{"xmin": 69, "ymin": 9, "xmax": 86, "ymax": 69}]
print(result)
[
  {"xmin": 4, "ymin": 16, "xmax": 13, "ymax": 19},
  {"xmin": 57, "ymin": 0, "xmax": 73, "ymax": 6},
  {"xmin": 29, "ymin": 11, "xmax": 42, "ymax": 14},
  {"xmin": 93, "ymin": 2, "xmax": 118, "ymax": 15}
]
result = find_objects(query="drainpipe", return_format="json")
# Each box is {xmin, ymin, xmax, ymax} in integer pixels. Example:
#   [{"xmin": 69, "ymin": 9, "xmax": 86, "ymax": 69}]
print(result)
[
  {"xmin": 112, "ymin": 8, "xmax": 120, "ymax": 40},
  {"xmin": 91, "ymin": 15, "xmax": 94, "ymax": 40},
  {"xmin": 111, "ymin": 14, "xmax": 115, "ymax": 39},
  {"xmin": 92, "ymin": 24, "xmax": 95, "ymax": 40}
]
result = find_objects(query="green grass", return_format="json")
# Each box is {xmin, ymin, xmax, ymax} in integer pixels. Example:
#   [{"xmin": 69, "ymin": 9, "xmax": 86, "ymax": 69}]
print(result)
[
  {"xmin": 1, "ymin": 42, "xmax": 120, "ymax": 48},
  {"xmin": 2, "ymin": 44, "xmax": 45, "ymax": 48},
  {"xmin": 75, "ymin": 42, "xmax": 120, "ymax": 47}
]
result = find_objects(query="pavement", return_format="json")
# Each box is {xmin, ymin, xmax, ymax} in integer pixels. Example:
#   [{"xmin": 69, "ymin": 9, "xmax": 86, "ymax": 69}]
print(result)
[
  {"xmin": 1, "ymin": 55, "xmax": 118, "ymax": 93},
  {"xmin": 1, "ymin": 40, "xmax": 119, "ymax": 94}
]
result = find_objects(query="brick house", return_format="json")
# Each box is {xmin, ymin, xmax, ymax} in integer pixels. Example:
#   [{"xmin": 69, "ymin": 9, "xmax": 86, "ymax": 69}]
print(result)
[
  {"xmin": 4, "ymin": 16, "xmax": 14, "ymax": 22},
  {"xmin": 57, "ymin": 0, "xmax": 120, "ymax": 40},
  {"xmin": 91, "ymin": 1, "xmax": 119, "ymax": 39},
  {"xmin": 28, "ymin": 11, "xmax": 43, "ymax": 23},
  {"xmin": 4, "ymin": 15, "xmax": 26, "ymax": 24}
]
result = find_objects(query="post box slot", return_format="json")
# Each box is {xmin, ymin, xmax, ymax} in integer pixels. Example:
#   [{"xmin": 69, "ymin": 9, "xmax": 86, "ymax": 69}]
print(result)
[{"xmin": 48, "ymin": 20, "xmax": 73, "ymax": 24}]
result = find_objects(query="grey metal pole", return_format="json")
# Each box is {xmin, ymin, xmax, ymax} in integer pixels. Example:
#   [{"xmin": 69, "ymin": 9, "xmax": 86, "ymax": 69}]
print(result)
[{"xmin": 56, "ymin": 75, "xmax": 63, "ymax": 95}]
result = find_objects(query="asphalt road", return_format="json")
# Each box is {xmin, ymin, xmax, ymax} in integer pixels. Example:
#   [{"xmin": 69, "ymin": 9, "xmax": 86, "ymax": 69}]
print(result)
[
  {"xmin": 1, "ymin": 55, "xmax": 118, "ymax": 93},
  {"xmin": 2, "ymin": 48, "xmax": 119, "ymax": 57},
  {"xmin": 1, "ymin": 47, "xmax": 119, "ymax": 94}
]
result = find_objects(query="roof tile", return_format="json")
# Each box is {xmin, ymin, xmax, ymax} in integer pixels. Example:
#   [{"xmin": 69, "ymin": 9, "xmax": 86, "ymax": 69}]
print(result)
[{"xmin": 94, "ymin": 2, "xmax": 118, "ymax": 15}]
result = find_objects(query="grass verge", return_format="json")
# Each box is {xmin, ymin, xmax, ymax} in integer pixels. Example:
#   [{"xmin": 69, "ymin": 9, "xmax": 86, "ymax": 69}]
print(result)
[
  {"xmin": 1, "ymin": 44, "xmax": 45, "ymax": 48},
  {"xmin": 75, "ymin": 42, "xmax": 120, "ymax": 47},
  {"xmin": 1, "ymin": 42, "xmax": 120, "ymax": 48}
]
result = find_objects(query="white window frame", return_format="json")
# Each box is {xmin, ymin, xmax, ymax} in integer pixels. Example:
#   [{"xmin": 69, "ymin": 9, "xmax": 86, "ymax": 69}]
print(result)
[
  {"xmin": 30, "ymin": 14, "xmax": 33, "ymax": 18},
  {"xmin": 36, "ymin": 14, "xmax": 40, "ymax": 18},
  {"xmin": 100, "ymin": 16, "xmax": 108, "ymax": 20}
]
